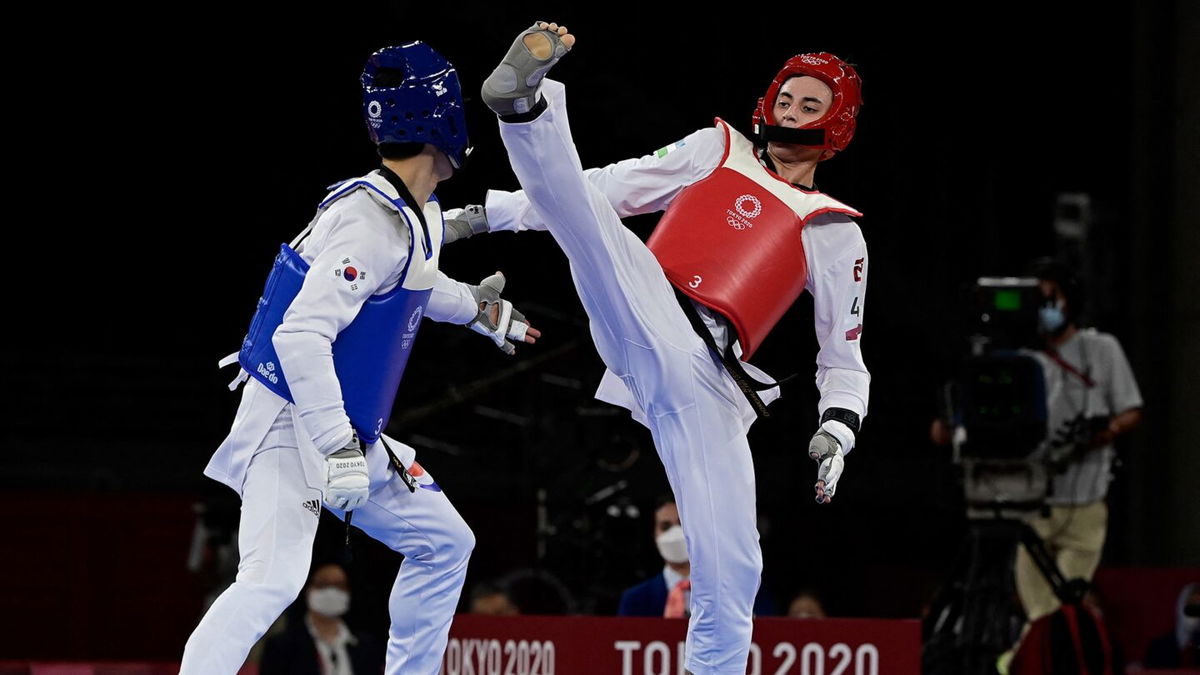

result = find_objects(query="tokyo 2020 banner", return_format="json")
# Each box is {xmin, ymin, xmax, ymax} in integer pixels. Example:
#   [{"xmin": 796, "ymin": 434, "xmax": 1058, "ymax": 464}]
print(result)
[{"xmin": 443, "ymin": 615, "xmax": 920, "ymax": 675}]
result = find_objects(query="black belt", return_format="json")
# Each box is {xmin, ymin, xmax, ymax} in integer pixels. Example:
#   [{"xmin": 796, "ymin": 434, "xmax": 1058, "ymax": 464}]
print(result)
[
  {"xmin": 346, "ymin": 433, "xmax": 417, "ymax": 562},
  {"xmin": 673, "ymin": 288, "xmax": 794, "ymax": 418},
  {"xmin": 379, "ymin": 435, "xmax": 418, "ymax": 492}
]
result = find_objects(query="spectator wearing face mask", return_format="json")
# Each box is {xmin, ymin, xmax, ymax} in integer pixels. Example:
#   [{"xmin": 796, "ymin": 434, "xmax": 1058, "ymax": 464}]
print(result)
[
  {"xmin": 617, "ymin": 497, "xmax": 773, "ymax": 618},
  {"xmin": 1144, "ymin": 582, "xmax": 1200, "ymax": 668},
  {"xmin": 259, "ymin": 562, "xmax": 383, "ymax": 675}
]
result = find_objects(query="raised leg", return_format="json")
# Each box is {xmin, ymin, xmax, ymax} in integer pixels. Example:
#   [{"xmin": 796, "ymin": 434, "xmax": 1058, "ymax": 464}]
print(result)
[{"xmin": 485, "ymin": 23, "xmax": 762, "ymax": 674}]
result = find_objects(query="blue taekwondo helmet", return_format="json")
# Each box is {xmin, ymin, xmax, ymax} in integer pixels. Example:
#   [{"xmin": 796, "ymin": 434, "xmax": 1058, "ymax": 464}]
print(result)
[{"xmin": 362, "ymin": 42, "xmax": 471, "ymax": 169}]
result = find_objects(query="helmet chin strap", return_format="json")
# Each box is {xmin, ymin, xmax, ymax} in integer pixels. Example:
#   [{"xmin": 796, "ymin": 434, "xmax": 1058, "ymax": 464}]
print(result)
[{"xmin": 756, "ymin": 124, "xmax": 827, "ymax": 148}]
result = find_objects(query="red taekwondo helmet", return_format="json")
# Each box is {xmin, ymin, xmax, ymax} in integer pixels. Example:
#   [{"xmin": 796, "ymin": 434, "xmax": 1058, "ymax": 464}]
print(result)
[{"xmin": 752, "ymin": 52, "xmax": 863, "ymax": 159}]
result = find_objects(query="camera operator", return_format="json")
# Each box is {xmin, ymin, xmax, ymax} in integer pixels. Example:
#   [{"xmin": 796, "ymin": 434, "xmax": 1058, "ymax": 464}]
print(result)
[{"xmin": 1014, "ymin": 259, "xmax": 1143, "ymax": 624}]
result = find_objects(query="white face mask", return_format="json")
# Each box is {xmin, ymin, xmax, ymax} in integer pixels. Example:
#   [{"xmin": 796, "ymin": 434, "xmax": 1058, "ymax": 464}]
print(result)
[
  {"xmin": 655, "ymin": 525, "xmax": 689, "ymax": 564},
  {"xmin": 308, "ymin": 587, "xmax": 350, "ymax": 618},
  {"xmin": 1039, "ymin": 301, "xmax": 1067, "ymax": 334}
]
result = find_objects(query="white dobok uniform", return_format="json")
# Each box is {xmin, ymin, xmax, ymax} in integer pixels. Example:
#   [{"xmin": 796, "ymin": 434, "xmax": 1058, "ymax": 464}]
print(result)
[
  {"xmin": 485, "ymin": 80, "xmax": 870, "ymax": 675},
  {"xmin": 181, "ymin": 171, "xmax": 480, "ymax": 675}
]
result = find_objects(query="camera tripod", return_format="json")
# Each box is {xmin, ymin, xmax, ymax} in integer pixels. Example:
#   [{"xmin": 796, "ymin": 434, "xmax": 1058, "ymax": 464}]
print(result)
[{"xmin": 922, "ymin": 508, "xmax": 1088, "ymax": 675}]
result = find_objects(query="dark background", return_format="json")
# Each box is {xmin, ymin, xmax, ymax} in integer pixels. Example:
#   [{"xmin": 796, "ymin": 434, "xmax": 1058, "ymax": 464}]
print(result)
[{"xmin": 2, "ymin": 0, "xmax": 1196, "ymax": 660}]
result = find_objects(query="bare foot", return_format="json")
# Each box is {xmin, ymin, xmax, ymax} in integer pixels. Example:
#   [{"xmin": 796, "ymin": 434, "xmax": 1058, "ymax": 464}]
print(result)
[{"xmin": 524, "ymin": 21, "xmax": 576, "ymax": 57}]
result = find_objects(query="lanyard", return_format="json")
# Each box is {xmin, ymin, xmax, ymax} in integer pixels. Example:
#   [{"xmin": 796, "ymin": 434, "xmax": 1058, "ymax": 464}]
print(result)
[{"xmin": 1042, "ymin": 348, "xmax": 1095, "ymax": 388}]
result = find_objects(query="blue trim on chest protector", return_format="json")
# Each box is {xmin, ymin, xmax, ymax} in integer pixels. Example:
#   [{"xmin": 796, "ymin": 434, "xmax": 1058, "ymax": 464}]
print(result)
[{"xmin": 321, "ymin": 179, "xmax": 435, "ymax": 261}]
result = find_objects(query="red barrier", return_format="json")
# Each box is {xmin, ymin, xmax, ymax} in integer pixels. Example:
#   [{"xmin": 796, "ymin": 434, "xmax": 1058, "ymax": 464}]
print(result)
[
  {"xmin": 0, "ymin": 663, "xmax": 260, "ymax": 675},
  {"xmin": 443, "ymin": 615, "xmax": 920, "ymax": 675},
  {"xmin": 1093, "ymin": 567, "xmax": 1200, "ymax": 666},
  {"xmin": 0, "ymin": 663, "xmax": 183, "ymax": 675}
]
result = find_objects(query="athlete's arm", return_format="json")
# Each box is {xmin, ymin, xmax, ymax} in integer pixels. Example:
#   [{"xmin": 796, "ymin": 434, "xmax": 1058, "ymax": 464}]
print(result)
[
  {"xmin": 578, "ymin": 125, "xmax": 725, "ymax": 217},
  {"xmin": 441, "ymin": 205, "xmax": 489, "ymax": 244},
  {"xmin": 482, "ymin": 121, "xmax": 725, "ymax": 232},
  {"xmin": 802, "ymin": 214, "xmax": 869, "ymax": 503},
  {"xmin": 803, "ymin": 213, "xmax": 871, "ymax": 446},
  {"xmin": 272, "ymin": 193, "xmax": 408, "ymax": 455},
  {"xmin": 427, "ymin": 271, "xmax": 482, "ymax": 324}
]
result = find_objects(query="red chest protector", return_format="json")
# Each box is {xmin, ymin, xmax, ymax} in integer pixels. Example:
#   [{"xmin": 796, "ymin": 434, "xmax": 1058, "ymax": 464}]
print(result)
[{"xmin": 647, "ymin": 119, "xmax": 861, "ymax": 359}]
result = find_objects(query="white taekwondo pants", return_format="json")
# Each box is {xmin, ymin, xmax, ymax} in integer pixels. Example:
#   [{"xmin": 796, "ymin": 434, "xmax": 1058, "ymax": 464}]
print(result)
[{"xmin": 497, "ymin": 81, "xmax": 763, "ymax": 675}]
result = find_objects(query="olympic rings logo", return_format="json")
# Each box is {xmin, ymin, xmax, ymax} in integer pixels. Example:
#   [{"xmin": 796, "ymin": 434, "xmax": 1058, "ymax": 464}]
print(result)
[
  {"xmin": 407, "ymin": 306, "xmax": 424, "ymax": 333},
  {"xmin": 734, "ymin": 194, "xmax": 762, "ymax": 219}
]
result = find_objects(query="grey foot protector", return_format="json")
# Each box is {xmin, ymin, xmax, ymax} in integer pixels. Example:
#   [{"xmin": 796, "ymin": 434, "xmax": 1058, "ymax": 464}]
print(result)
[{"xmin": 481, "ymin": 22, "xmax": 571, "ymax": 116}]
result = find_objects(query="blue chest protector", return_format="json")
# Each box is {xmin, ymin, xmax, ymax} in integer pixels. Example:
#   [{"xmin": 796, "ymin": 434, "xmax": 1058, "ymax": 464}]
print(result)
[{"xmin": 237, "ymin": 180, "xmax": 434, "ymax": 443}]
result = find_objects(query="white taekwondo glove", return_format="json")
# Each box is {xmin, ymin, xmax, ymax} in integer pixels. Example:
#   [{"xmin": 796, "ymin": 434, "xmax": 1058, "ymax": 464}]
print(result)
[
  {"xmin": 325, "ymin": 431, "xmax": 369, "ymax": 511},
  {"xmin": 443, "ymin": 204, "xmax": 489, "ymax": 244},
  {"xmin": 467, "ymin": 272, "xmax": 531, "ymax": 355},
  {"xmin": 808, "ymin": 419, "xmax": 855, "ymax": 504}
]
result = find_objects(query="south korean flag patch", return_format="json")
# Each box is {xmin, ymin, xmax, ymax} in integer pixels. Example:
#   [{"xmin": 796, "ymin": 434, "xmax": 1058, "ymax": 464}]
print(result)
[{"xmin": 333, "ymin": 256, "xmax": 367, "ymax": 292}]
